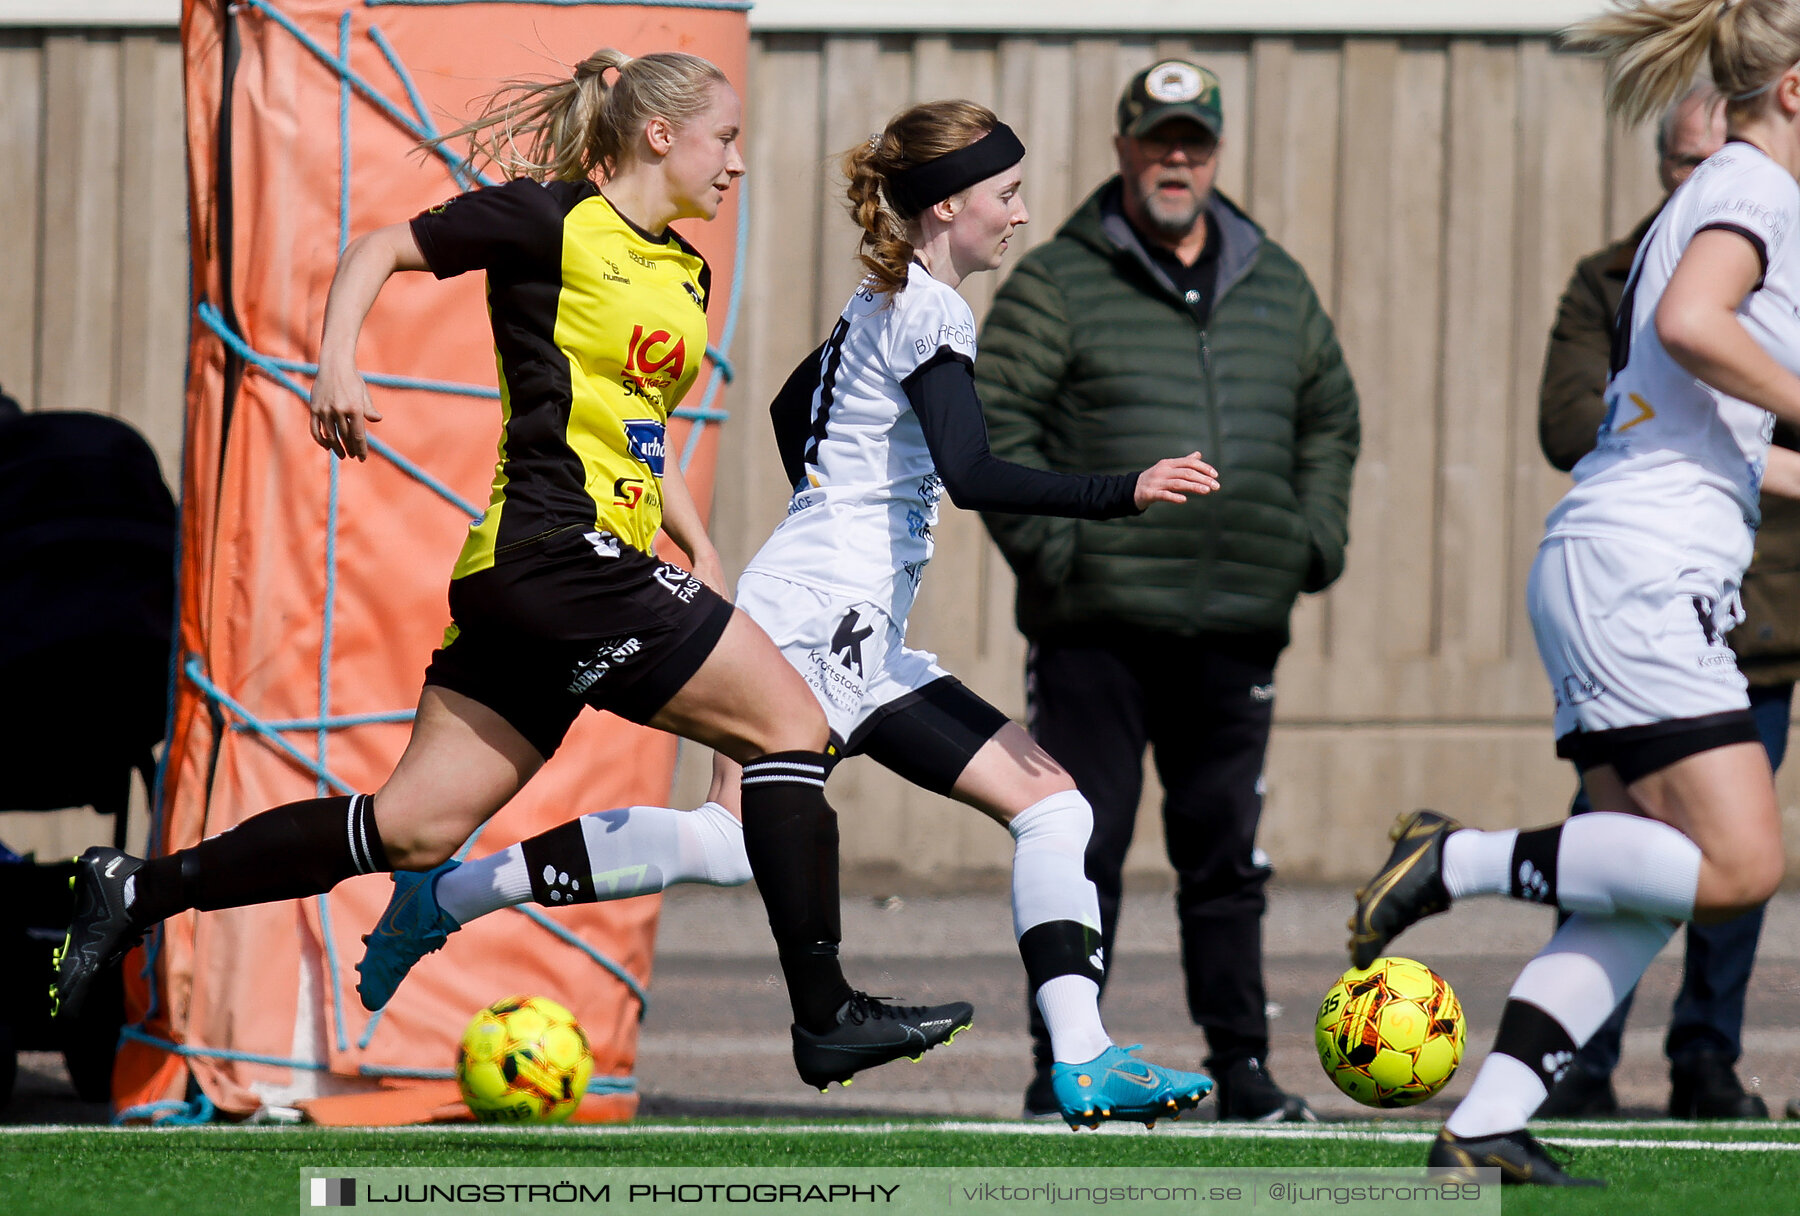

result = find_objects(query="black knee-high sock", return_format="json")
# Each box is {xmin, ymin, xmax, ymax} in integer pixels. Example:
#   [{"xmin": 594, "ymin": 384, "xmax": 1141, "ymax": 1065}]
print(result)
[
  {"xmin": 1509, "ymin": 825, "xmax": 1562, "ymax": 905},
  {"xmin": 1491, "ymin": 999, "xmax": 1581, "ymax": 1093},
  {"xmin": 739, "ymin": 751, "xmax": 854, "ymax": 1033},
  {"xmin": 130, "ymin": 794, "xmax": 390, "ymax": 924},
  {"xmin": 523, "ymin": 819, "xmax": 600, "ymax": 906}
]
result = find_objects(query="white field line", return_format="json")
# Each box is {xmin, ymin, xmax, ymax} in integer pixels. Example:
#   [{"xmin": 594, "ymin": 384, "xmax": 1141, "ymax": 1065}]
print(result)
[
  {"xmin": 637, "ymin": 1028, "xmax": 1800, "ymax": 1055},
  {"xmin": 4, "ymin": 1120, "xmax": 1799, "ymax": 1152}
]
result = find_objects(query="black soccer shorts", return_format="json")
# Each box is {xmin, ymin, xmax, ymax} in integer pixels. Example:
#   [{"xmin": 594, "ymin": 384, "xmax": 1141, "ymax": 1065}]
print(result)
[{"xmin": 423, "ymin": 524, "xmax": 734, "ymax": 758}]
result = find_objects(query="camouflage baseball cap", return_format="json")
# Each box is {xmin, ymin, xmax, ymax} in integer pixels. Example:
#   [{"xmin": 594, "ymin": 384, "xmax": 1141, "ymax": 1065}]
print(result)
[{"xmin": 1116, "ymin": 59, "xmax": 1224, "ymax": 138}]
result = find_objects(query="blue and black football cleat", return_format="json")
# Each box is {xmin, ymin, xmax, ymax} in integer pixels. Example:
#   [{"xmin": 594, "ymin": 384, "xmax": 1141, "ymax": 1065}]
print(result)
[
  {"xmin": 355, "ymin": 859, "xmax": 464, "ymax": 1011},
  {"xmin": 1052, "ymin": 1044, "xmax": 1213, "ymax": 1129}
]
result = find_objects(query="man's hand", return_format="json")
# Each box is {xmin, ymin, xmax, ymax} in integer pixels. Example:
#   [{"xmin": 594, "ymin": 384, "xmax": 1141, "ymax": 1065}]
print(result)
[{"xmin": 1134, "ymin": 451, "xmax": 1220, "ymax": 509}]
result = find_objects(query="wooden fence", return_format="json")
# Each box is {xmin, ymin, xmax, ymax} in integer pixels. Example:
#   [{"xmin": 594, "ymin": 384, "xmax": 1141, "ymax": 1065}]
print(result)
[{"xmin": 7, "ymin": 23, "xmax": 1797, "ymax": 880}]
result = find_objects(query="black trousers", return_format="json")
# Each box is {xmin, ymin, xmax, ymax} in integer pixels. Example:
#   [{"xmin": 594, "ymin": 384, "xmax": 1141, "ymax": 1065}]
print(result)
[{"xmin": 1024, "ymin": 632, "xmax": 1281, "ymax": 1071}]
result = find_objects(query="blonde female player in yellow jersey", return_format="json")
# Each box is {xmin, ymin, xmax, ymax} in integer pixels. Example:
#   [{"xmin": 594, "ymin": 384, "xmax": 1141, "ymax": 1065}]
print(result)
[{"xmin": 54, "ymin": 49, "xmax": 975, "ymax": 1086}]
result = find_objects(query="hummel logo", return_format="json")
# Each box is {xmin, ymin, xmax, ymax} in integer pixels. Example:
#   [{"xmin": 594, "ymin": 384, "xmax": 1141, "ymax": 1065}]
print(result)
[
  {"xmin": 104, "ymin": 858, "xmax": 123, "ymax": 879},
  {"xmin": 1089, "ymin": 947, "xmax": 1106, "ymax": 972}
]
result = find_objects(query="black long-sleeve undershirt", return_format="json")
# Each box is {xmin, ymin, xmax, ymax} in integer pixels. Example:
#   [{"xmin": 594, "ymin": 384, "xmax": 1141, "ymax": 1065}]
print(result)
[{"xmin": 902, "ymin": 349, "xmax": 1140, "ymax": 519}]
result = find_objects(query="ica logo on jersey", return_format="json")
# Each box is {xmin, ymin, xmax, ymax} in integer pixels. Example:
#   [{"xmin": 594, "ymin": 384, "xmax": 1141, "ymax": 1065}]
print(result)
[
  {"xmin": 623, "ymin": 325, "xmax": 687, "ymax": 400},
  {"xmin": 624, "ymin": 421, "xmax": 667, "ymax": 476}
]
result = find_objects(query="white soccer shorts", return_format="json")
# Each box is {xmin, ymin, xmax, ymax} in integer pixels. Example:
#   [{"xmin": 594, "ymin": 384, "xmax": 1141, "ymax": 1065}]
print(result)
[
  {"xmin": 1529, "ymin": 534, "xmax": 1749, "ymax": 742},
  {"xmin": 734, "ymin": 570, "xmax": 948, "ymax": 747}
]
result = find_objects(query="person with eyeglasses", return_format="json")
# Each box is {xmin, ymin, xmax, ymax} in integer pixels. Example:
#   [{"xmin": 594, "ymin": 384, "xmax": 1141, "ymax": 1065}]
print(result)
[
  {"xmin": 976, "ymin": 59, "xmax": 1360, "ymax": 1122},
  {"xmin": 1534, "ymin": 80, "xmax": 1783, "ymax": 1123}
]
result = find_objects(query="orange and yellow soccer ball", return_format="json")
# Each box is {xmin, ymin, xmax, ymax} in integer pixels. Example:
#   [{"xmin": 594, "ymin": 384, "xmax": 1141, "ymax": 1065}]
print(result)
[
  {"xmin": 455, "ymin": 995, "xmax": 593, "ymax": 1124},
  {"xmin": 1315, "ymin": 957, "xmax": 1465, "ymax": 1108}
]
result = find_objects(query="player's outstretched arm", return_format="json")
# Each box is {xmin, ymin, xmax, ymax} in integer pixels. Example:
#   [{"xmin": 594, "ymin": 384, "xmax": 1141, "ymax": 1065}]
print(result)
[
  {"xmin": 312, "ymin": 221, "xmax": 430, "ymax": 461},
  {"xmin": 1133, "ymin": 452, "xmax": 1220, "ymax": 509},
  {"xmin": 913, "ymin": 356, "xmax": 1217, "ymax": 518}
]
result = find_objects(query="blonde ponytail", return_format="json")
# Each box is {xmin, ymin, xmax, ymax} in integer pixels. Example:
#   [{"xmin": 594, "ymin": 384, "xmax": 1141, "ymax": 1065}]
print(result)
[
  {"xmin": 1566, "ymin": 0, "xmax": 1800, "ymax": 127},
  {"xmin": 431, "ymin": 49, "xmax": 727, "ymax": 183}
]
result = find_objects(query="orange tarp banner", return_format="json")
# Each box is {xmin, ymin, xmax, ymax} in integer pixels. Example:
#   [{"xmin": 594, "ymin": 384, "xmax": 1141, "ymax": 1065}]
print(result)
[{"xmin": 118, "ymin": 0, "xmax": 747, "ymax": 1122}]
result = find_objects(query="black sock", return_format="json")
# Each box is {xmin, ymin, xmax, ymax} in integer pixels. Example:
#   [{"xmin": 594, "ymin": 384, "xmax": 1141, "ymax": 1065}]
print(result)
[
  {"xmin": 523, "ymin": 819, "xmax": 599, "ymax": 906},
  {"xmin": 739, "ymin": 751, "xmax": 854, "ymax": 1032},
  {"xmin": 1491, "ymin": 998, "xmax": 1580, "ymax": 1091},
  {"xmin": 131, "ymin": 794, "xmax": 389, "ymax": 923},
  {"xmin": 1509, "ymin": 824, "xmax": 1562, "ymax": 904},
  {"xmin": 1017, "ymin": 920, "xmax": 1104, "ymax": 994}
]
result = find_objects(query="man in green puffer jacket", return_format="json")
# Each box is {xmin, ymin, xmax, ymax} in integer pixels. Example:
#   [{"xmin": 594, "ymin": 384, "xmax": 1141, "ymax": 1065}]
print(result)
[{"xmin": 976, "ymin": 59, "xmax": 1359, "ymax": 1123}]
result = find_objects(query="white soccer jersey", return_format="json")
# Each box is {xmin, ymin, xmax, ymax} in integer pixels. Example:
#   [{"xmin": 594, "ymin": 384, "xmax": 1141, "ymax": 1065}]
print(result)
[
  {"xmin": 745, "ymin": 261, "xmax": 974, "ymax": 621},
  {"xmin": 1547, "ymin": 141, "xmax": 1800, "ymax": 578}
]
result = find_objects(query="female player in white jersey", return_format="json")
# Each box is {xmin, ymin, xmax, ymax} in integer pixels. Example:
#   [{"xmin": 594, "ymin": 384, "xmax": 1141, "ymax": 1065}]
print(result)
[
  {"xmin": 1346, "ymin": 0, "xmax": 1800, "ymax": 1186},
  {"xmin": 358, "ymin": 100, "xmax": 1225, "ymax": 1128}
]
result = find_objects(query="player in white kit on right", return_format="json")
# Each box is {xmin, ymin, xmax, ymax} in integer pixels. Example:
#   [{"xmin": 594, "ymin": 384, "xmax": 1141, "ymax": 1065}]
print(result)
[{"xmin": 1346, "ymin": 0, "xmax": 1800, "ymax": 1186}]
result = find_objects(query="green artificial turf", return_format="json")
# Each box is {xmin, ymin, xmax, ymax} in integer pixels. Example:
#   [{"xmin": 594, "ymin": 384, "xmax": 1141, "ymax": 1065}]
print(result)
[{"xmin": 3, "ymin": 1119, "xmax": 1797, "ymax": 1216}]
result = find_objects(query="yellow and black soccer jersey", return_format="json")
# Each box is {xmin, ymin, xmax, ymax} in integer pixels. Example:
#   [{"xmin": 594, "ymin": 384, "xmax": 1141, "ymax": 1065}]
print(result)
[{"xmin": 410, "ymin": 177, "xmax": 710, "ymax": 577}]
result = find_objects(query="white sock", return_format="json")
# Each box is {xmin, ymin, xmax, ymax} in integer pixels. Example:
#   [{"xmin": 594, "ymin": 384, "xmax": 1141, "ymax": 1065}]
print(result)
[
  {"xmin": 1439, "ymin": 814, "xmax": 1699, "ymax": 921},
  {"xmin": 1009, "ymin": 792, "xmax": 1103, "ymax": 936},
  {"xmin": 435, "ymin": 848, "xmax": 532, "ymax": 924},
  {"xmin": 1010, "ymin": 791, "xmax": 1111, "ymax": 1065},
  {"xmin": 1445, "ymin": 911, "xmax": 1676, "ymax": 1138},
  {"xmin": 1441, "ymin": 828, "xmax": 1516, "ymax": 900},
  {"xmin": 434, "ymin": 801, "xmax": 751, "ymax": 924},
  {"xmin": 1510, "ymin": 911, "xmax": 1678, "ymax": 1043},
  {"xmin": 679, "ymin": 801, "xmax": 756, "ymax": 887},
  {"xmin": 1036, "ymin": 975, "xmax": 1109, "ymax": 1065},
  {"xmin": 1443, "ymin": 1054, "xmax": 1546, "ymax": 1140},
  {"xmin": 1556, "ymin": 813, "xmax": 1699, "ymax": 920}
]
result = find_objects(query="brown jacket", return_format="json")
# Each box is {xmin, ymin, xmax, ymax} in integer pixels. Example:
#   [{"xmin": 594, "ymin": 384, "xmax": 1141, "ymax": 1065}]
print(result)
[{"xmin": 1539, "ymin": 209, "xmax": 1800, "ymax": 686}]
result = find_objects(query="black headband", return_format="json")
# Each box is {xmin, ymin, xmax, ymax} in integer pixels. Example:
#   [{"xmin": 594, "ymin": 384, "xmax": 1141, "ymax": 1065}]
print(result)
[{"xmin": 886, "ymin": 123, "xmax": 1026, "ymax": 218}]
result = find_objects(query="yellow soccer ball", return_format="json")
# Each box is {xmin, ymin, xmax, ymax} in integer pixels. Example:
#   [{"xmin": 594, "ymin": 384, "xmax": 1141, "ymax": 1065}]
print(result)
[
  {"xmin": 1315, "ymin": 957, "xmax": 1465, "ymax": 1108},
  {"xmin": 455, "ymin": 995, "xmax": 594, "ymax": 1124}
]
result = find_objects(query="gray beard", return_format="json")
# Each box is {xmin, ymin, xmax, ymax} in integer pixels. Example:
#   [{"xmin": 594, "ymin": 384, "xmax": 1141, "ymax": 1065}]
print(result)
[{"xmin": 1133, "ymin": 187, "xmax": 1207, "ymax": 243}]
